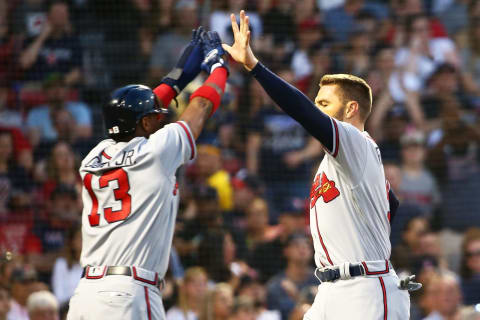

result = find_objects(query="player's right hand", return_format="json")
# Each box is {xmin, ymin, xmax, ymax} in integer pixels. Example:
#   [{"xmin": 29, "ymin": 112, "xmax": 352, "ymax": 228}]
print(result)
[
  {"xmin": 200, "ymin": 31, "xmax": 229, "ymax": 74},
  {"xmin": 161, "ymin": 26, "xmax": 205, "ymax": 94},
  {"xmin": 222, "ymin": 10, "xmax": 258, "ymax": 71}
]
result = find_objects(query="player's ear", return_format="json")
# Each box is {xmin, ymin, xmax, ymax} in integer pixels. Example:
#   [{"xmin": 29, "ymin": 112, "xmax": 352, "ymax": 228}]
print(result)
[{"xmin": 345, "ymin": 101, "xmax": 359, "ymax": 119}]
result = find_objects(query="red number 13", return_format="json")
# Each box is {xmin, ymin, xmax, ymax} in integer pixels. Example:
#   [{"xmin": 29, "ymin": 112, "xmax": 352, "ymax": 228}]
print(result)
[{"xmin": 83, "ymin": 168, "xmax": 132, "ymax": 226}]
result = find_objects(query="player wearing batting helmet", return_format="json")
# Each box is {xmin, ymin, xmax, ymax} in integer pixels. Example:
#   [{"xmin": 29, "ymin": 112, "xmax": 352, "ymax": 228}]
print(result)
[{"xmin": 67, "ymin": 28, "xmax": 229, "ymax": 320}]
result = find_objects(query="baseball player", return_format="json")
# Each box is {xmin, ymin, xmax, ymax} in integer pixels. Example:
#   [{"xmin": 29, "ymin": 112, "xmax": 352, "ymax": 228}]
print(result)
[
  {"xmin": 223, "ymin": 11, "xmax": 418, "ymax": 319},
  {"xmin": 67, "ymin": 28, "xmax": 229, "ymax": 320}
]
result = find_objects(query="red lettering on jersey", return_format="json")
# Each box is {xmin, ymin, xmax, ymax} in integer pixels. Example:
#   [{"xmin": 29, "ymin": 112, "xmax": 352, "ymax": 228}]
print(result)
[{"xmin": 310, "ymin": 173, "xmax": 340, "ymax": 208}]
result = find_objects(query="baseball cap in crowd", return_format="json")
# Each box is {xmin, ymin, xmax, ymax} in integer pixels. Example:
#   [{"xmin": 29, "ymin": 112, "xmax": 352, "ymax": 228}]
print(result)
[
  {"xmin": 192, "ymin": 185, "xmax": 218, "ymax": 202},
  {"xmin": 280, "ymin": 197, "xmax": 307, "ymax": 217},
  {"xmin": 231, "ymin": 172, "xmax": 263, "ymax": 194},
  {"xmin": 400, "ymin": 129, "xmax": 425, "ymax": 147}
]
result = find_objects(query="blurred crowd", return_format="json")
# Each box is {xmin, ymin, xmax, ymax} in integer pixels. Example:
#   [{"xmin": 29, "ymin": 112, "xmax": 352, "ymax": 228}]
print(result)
[{"xmin": 0, "ymin": 0, "xmax": 480, "ymax": 319}]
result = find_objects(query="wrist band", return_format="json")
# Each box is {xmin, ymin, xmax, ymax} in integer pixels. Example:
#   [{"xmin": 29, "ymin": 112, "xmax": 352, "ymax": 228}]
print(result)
[
  {"xmin": 190, "ymin": 67, "xmax": 227, "ymax": 117},
  {"xmin": 153, "ymin": 84, "xmax": 176, "ymax": 108}
]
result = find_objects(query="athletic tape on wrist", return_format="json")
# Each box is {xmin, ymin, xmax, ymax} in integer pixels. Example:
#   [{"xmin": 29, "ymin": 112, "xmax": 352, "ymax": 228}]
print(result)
[{"xmin": 153, "ymin": 84, "xmax": 176, "ymax": 108}]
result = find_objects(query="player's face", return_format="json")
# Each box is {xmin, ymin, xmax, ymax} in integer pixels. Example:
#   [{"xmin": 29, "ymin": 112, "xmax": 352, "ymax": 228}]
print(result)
[{"xmin": 314, "ymin": 84, "xmax": 346, "ymax": 121}]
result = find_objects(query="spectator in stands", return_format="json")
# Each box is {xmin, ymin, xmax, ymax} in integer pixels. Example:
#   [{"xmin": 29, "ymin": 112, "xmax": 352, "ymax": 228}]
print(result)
[
  {"xmin": 166, "ymin": 267, "xmax": 208, "ymax": 320},
  {"xmin": 427, "ymin": 101, "xmax": 480, "ymax": 231},
  {"xmin": 199, "ymin": 283, "xmax": 234, "ymax": 320},
  {"xmin": 51, "ymin": 225, "xmax": 82, "ymax": 310},
  {"xmin": 290, "ymin": 19, "xmax": 324, "ymax": 85},
  {"xmin": 195, "ymin": 144, "xmax": 233, "ymax": 212},
  {"xmin": 209, "ymin": 0, "xmax": 262, "ymax": 44},
  {"xmin": 27, "ymin": 290, "xmax": 59, "ymax": 320},
  {"xmin": 236, "ymin": 276, "xmax": 281, "ymax": 320},
  {"xmin": 227, "ymin": 172, "xmax": 264, "ymax": 230},
  {"xmin": 393, "ymin": 14, "xmax": 459, "ymax": 102},
  {"xmin": 398, "ymin": 130, "xmax": 441, "ymax": 217},
  {"xmin": 460, "ymin": 17, "xmax": 480, "ymax": 90},
  {"xmin": 174, "ymin": 186, "xmax": 224, "ymax": 267},
  {"xmin": 230, "ymin": 295, "xmax": 256, "ymax": 320},
  {"xmin": 249, "ymin": 201, "xmax": 307, "ymax": 283},
  {"xmin": 198, "ymin": 230, "xmax": 253, "ymax": 289},
  {"xmin": 19, "ymin": 0, "xmax": 82, "ymax": 86},
  {"xmin": 306, "ymin": 42, "xmax": 335, "ymax": 99},
  {"xmin": 149, "ymin": 0, "xmax": 198, "ymax": 85},
  {"xmin": 324, "ymin": 0, "xmax": 389, "ymax": 44},
  {"xmin": 391, "ymin": 216, "xmax": 430, "ymax": 272},
  {"xmin": 244, "ymin": 198, "xmax": 274, "ymax": 252},
  {"xmin": 36, "ymin": 142, "xmax": 81, "ymax": 201},
  {"xmin": 341, "ymin": 27, "xmax": 374, "ymax": 77},
  {"xmin": 459, "ymin": 227, "xmax": 480, "ymax": 306},
  {"xmin": 266, "ymin": 233, "xmax": 317, "ymax": 320},
  {"xmin": 0, "ymin": 80, "xmax": 22, "ymax": 129},
  {"xmin": 26, "ymin": 74, "xmax": 92, "ymax": 149},
  {"xmin": 7, "ymin": 266, "xmax": 38, "ymax": 320},
  {"xmin": 247, "ymin": 68, "xmax": 321, "ymax": 220},
  {"xmin": 0, "ymin": 130, "xmax": 34, "ymax": 218},
  {"xmin": 421, "ymin": 272, "xmax": 463, "ymax": 320},
  {"xmin": 366, "ymin": 45, "xmax": 396, "ymax": 98},
  {"xmin": 30, "ymin": 184, "xmax": 80, "ymax": 283},
  {"xmin": 0, "ymin": 284, "xmax": 10, "ymax": 320},
  {"xmin": 287, "ymin": 285, "xmax": 317, "ymax": 320},
  {"xmin": 0, "ymin": 9, "xmax": 16, "ymax": 84}
]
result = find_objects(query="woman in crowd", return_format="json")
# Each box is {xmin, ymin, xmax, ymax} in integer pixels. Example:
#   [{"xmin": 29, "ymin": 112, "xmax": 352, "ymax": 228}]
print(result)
[
  {"xmin": 459, "ymin": 227, "xmax": 480, "ymax": 306},
  {"xmin": 166, "ymin": 267, "xmax": 208, "ymax": 320}
]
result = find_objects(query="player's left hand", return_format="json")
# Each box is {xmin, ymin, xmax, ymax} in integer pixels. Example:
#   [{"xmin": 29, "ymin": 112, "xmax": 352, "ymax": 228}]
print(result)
[{"xmin": 161, "ymin": 26, "xmax": 205, "ymax": 94}]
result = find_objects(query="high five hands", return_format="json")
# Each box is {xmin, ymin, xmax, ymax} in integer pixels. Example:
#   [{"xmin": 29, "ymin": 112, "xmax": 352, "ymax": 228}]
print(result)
[{"xmin": 222, "ymin": 10, "xmax": 259, "ymax": 71}]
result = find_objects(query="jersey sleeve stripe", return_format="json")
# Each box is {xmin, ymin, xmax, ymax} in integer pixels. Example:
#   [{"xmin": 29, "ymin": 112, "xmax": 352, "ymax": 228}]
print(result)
[
  {"xmin": 322, "ymin": 118, "xmax": 340, "ymax": 157},
  {"xmin": 176, "ymin": 121, "xmax": 196, "ymax": 160},
  {"xmin": 331, "ymin": 119, "xmax": 339, "ymax": 157}
]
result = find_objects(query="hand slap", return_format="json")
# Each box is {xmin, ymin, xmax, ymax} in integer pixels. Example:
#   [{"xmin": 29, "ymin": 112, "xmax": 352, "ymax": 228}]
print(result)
[{"xmin": 222, "ymin": 10, "xmax": 258, "ymax": 71}]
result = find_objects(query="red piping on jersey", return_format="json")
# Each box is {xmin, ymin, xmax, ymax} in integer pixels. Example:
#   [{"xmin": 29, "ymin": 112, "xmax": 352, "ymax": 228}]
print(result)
[
  {"xmin": 314, "ymin": 206, "xmax": 334, "ymax": 265},
  {"xmin": 176, "ymin": 121, "xmax": 195, "ymax": 160},
  {"xmin": 332, "ymin": 119, "xmax": 339, "ymax": 157},
  {"xmin": 101, "ymin": 150, "xmax": 111, "ymax": 160},
  {"xmin": 379, "ymin": 277, "xmax": 387, "ymax": 320},
  {"xmin": 362, "ymin": 260, "xmax": 389, "ymax": 275},
  {"xmin": 132, "ymin": 267, "xmax": 159, "ymax": 286},
  {"xmin": 144, "ymin": 286, "xmax": 152, "ymax": 320},
  {"xmin": 85, "ymin": 266, "xmax": 107, "ymax": 279}
]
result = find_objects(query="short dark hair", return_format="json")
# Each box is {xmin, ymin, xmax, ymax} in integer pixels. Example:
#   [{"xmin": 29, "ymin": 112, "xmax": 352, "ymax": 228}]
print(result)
[{"xmin": 320, "ymin": 74, "xmax": 373, "ymax": 121}]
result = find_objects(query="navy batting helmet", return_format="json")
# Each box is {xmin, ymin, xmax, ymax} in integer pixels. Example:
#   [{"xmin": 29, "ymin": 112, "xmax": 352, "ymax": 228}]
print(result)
[{"xmin": 103, "ymin": 84, "xmax": 169, "ymax": 138}]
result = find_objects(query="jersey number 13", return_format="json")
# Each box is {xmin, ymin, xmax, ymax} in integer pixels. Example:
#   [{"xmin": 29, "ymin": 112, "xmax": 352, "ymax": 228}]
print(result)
[{"xmin": 83, "ymin": 168, "xmax": 132, "ymax": 227}]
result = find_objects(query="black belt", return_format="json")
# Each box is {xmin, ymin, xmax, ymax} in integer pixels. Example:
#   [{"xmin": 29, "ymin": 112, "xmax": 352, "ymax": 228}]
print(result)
[
  {"xmin": 314, "ymin": 264, "xmax": 365, "ymax": 282},
  {"xmin": 81, "ymin": 266, "xmax": 164, "ymax": 289}
]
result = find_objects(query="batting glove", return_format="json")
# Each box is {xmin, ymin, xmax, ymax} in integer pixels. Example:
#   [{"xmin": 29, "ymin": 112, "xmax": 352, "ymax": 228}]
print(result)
[
  {"xmin": 161, "ymin": 27, "xmax": 205, "ymax": 94},
  {"xmin": 200, "ymin": 31, "xmax": 229, "ymax": 74}
]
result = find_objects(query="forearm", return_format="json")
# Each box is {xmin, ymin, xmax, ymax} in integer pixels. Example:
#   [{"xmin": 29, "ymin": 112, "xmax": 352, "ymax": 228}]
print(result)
[
  {"xmin": 179, "ymin": 67, "xmax": 228, "ymax": 139},
  {"xmin": 298, "ymin": 138, "xmax": 322, "ymax": 161},
  {"xmin": 20, "ymin": 34, "xmax": 47, "ymax": 69},
  {"xmin": 250, "ymin": 62, "xmax": 334, "ymax": 150},
  {"xmin": 178, "ymin": 97, "xmax": 213, "ymax": 140}
]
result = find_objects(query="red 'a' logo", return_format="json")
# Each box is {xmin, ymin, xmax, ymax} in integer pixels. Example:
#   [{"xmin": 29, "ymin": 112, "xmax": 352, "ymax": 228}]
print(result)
[{"xmin": 310, "ymin": 173, "xmax": 340, "ymax": 208}]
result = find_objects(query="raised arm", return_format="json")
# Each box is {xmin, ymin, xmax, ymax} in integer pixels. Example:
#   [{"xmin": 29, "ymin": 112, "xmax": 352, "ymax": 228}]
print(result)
[
  {"xmin": 223, "ymin": 11, "xmax": 334, "ymax": 151},
  {"xmin": 179, "ymin": 31, "xmax": 229, "ymax": 139}
]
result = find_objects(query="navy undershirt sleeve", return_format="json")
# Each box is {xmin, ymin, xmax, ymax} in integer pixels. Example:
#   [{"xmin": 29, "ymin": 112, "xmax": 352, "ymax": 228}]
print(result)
[
  {"xmin": 388, "ymin": 189, "xmax": 399, "ymax": 224},
  {"xmin": 250, "ymin": 62, "xmax": 334, "ymax": 152}
]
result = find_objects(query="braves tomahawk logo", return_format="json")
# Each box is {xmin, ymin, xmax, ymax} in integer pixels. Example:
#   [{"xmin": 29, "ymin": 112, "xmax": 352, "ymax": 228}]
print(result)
[{"xmin": 310, "ymin": 172, "xmax": 340, "ymax": 208}]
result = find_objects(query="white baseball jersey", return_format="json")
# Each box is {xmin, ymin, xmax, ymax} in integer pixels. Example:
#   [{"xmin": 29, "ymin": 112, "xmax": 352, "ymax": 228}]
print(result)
[
  {"xmin": 78, "ymin": 121, "xmax": 196, "ymax": 278},
  {"xmin": 309, "ymin": 118, "xmax": 391, "ymax": 268}
]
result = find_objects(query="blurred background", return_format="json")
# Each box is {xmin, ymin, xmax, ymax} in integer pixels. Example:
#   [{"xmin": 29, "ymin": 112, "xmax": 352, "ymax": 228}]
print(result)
[{"xmin": 1, "ymin": 0, "xmax": 480, "ymax": 319}]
